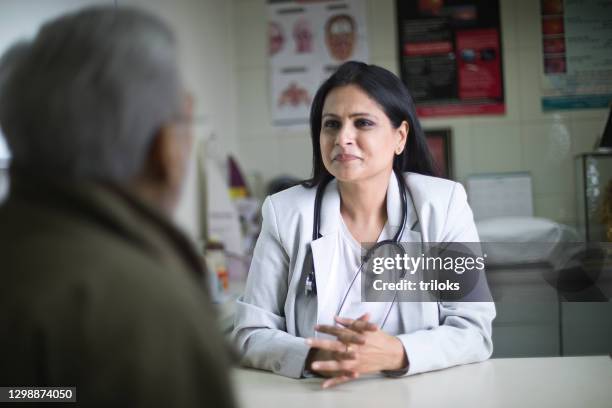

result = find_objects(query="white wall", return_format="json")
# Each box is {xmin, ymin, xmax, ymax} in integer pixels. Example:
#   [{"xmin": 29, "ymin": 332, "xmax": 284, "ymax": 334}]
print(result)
[
  {"xmin": 232, "ymin": 0, "xmax": 609, "ymax": 227},
  {"xmin": 0, "ymin": 0, "xmax": 115, "ymax": 201},
  {"xmin": 1, "ymin": 0, "xmax": 608, "ymax": 228},
  {"xmin": 0, "ymin": 0, "xmax": 237, "ymax": 240},
  {"xmin": 0, "ymin": 0, "xmax": 237, "ymax": 153}
]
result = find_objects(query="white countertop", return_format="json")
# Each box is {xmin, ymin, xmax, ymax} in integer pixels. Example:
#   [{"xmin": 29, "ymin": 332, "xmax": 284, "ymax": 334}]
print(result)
[{"xmin": 232, "ymin": 355, "xmax": 612, "ymax": 408}]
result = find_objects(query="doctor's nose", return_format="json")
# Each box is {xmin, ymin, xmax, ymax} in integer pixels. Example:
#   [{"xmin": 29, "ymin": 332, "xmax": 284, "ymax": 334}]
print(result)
[{"xmin": 335, "ymin": 124, "xmax": 355, "ymax": 146}]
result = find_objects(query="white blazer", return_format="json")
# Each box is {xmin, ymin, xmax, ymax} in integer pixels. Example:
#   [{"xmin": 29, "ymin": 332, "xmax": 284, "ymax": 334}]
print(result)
[{"xmin": 232, "ymin": 172, "xmax": 495, "ymax": 379}]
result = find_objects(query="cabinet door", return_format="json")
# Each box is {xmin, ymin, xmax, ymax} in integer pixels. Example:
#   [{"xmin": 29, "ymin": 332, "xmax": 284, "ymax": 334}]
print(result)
[
  {"xmin": 561, "ymin": 302, "xmax": 612, "ymax": 356},
  {"xmin": 492, "ymin": 302, "xmax": 560, "ymax": 357},
  {"xmin": 489, "ymin": 265, "xmax": 561, "ymax": 357}
]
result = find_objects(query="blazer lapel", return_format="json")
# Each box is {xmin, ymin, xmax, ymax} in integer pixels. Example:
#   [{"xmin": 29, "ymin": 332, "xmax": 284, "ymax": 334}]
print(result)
[
  {"xmin": 387, "ymin": 172, "xmax": 421, "ymax": 242},
  {"xmin": 310, "ymin": 235, "xmax": 338, "ymax": 328},
  {"xmin": 310, "ymin": 178, "xmax": 341, "ymax": 328}
]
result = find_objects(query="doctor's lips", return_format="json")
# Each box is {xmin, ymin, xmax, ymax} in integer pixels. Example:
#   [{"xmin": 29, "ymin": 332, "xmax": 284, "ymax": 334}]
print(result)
[{"xmin": 333, "ymin": 153, "xmax": 361, "ymax": 162}]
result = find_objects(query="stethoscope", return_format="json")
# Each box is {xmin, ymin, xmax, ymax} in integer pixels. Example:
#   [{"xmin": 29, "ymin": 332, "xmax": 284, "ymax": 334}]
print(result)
[{"xmin": 304, "ymin": 170, "xmax": 423, "ymax": 330}]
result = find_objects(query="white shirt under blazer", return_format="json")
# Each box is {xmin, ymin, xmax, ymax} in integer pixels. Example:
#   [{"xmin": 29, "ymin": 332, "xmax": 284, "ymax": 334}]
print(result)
[{"xmin": 232, "ymin": 172, "xmax": 496, "ymax": 378}]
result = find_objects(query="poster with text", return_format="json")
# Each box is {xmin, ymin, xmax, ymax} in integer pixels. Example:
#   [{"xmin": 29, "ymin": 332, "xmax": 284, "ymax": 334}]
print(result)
[
  {"xmin": 396, "ymin": 0, "xmax": 505, "ymax": 117},
  {"xmin": 268, "ymin": 0, "xmax": 368, "ymax": 125},
  {"xmin": 540, "ymin": 0, "xmax": 612, "ymax": 111}
]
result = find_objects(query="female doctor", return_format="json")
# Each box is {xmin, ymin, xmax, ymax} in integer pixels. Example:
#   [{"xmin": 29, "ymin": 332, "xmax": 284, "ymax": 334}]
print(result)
[{"xmin": 232, "ymin": 61, "xmax": 495, "ymax": 388}]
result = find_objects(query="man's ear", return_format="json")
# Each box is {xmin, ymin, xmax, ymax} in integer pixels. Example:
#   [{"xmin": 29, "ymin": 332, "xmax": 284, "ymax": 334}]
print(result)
[{"xmin": 146, "ymin": 124, "xmax": 191, "ymax": 189}]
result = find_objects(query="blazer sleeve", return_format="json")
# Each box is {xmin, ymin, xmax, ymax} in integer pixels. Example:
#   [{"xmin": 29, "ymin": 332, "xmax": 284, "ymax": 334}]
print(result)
[
  {"xmin": 392, "ymin": 182, "xmax": 496, "ymax": 377},
  {"xmin": 231, "ymin": 197, "xmax": 310, "ymax": 379}
]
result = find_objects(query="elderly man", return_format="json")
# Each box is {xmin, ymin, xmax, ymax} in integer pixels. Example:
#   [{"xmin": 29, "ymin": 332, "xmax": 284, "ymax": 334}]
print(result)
[{"xmin": 0, "ymin": 7, "xmax": 235, "ymax": 407}]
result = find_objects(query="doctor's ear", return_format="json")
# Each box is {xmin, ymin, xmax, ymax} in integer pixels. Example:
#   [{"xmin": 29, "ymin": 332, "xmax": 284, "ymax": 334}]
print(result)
[{"xmin": 395, "ymin": 121, "xmax": 409, "ymax": 155}]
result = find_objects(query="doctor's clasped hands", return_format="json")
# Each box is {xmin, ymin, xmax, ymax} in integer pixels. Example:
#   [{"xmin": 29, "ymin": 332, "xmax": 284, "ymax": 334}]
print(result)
[{"xmin": 306, "ymin": 313, "xmax": 409, "ymax": 388}]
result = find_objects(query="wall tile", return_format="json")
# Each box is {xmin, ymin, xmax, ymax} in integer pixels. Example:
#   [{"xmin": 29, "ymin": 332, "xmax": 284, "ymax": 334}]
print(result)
[
  {"xmin": 534, "ymin": 193, "xmax": 576, "ymax": 225},
  {"xmin": 278, "ymin": 135, "xmax": 313, "ymax": 180},
  {"xmin": 236, "ymin": 68, "xmax": 272, "ymax": 137},
  {"xmin": 571, "ymin": 118, "xmax": 609, "ymax": 155},
  {"xmin": 500, "ymin": 0, "xmax": 518, "ymax": 51},
  {"xmin": 445, "ymin": 123, "xmax": 473, "ymax": 184},
  {"xmin": 234, "ymin": 0, "xmax": 267, "ymax": 70},
  {"xmin": 367, "ymin": 0, "xmax": 397, "ymax": 60},
  {"xmin": 569, "ymin": 109, "xmax": 609, "ymax": 125},
  {"xmin": 238, "ymin": 136, "xmax": 281, "ymax": 186},
  {"xmin": 521, "ymin": 120, "xmax": 574, "ymax": 195},
  {"xmin": 471, "ymin": 124, "xmax": 523, "ymax": 174},
  {"xmin": 516, "ymin": 0, "xmax": 541, "ymax": 50},
  {"xmin": 370, "ymin": 58, "xmax": 400, "ymax": 76},
  {"xmin": 517, "ymin": 48, "xmax": 546, "ymax": 121}
]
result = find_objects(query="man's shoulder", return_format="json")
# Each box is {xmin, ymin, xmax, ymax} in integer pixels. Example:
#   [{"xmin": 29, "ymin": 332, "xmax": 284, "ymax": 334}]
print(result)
[{"xmin": 0, "ymin": 198, "xmax": 205, "ymax": 316}]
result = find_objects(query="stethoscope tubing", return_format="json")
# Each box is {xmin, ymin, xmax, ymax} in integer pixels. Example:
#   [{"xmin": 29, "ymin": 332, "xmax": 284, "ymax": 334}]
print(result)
[{"xmin": 307, "ymin": 170, "xmax": 423, "ymax": 330}]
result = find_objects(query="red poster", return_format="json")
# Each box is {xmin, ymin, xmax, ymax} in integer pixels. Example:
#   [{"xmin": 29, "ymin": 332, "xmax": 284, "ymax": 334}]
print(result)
[
  {"xmin": 396, "ymin": 0, "xmax": 505, "ymax": 118},
  {"xmin": 456, "ymin": 29, "xmax": 502, "ymax": 100}
]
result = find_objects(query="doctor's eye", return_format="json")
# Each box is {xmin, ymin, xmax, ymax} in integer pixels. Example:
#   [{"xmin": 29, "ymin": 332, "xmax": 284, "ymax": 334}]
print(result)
[
  {"xmin": 355, "ymin": 118, "xmax": 374, "ymax": 128},
  {"xmin": 323, "ymin": 119, "xmax": 341, "ymax": 130}
]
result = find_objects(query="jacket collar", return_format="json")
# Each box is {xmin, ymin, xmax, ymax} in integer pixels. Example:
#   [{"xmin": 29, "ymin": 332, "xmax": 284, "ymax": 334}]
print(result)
[{"xmin": 317, "ymin": 172, "xmax": 419, "ymax": 238}]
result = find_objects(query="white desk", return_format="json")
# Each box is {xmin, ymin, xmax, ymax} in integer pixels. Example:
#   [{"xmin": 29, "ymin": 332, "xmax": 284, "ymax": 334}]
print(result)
[{"xmin": 233, "ymin": 356, "xmax": 612, "ymax": 408}]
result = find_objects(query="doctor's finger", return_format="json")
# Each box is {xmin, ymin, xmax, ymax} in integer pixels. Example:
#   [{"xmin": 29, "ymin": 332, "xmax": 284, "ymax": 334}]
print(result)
[
  {"xmin": 335, "ymin": 316, "xmax": 378, "ymax": 332},
  {"xmin": 334, "ymin": 350, "xmax": 357, "ymax": 360},
  {"xmin": 322, "ymin": 371, "xmax": 359, "ymax": 389},
  {"xmin": 356, "ymin": 312, "xmax": 370, "ymax": 321},
  {"xmin": 306, "ymin": 338, "xmax": 350, "ymax": 353},
  {"xmin": 337, "ymin": 312, "xmax": 370, "ymax": 323},
  {"xmin": 315, "ymin": 325, "xmax": 365, "ymax": 344},
  {"xmin": 311, "ymin": 359, "xmax": 356, "ymax": 372}
]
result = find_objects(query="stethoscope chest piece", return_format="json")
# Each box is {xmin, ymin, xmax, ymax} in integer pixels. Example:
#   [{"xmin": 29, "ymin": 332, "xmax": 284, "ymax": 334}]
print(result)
[{"xmin": 305, "ymin": 269, "xmax": 317, "ymax": 296}]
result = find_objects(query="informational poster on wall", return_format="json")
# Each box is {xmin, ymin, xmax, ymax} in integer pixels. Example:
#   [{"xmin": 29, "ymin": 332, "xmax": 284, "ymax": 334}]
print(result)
[
  {"xmin": 268, "ymin": 0, "xmax": 368, "ymax": 125},
  {"xmin": 540, "ymin": 0, "xmax": 612, "ymax": 111},
  {"xmin": 396, "ymin": 0, "xmax": 505, "ymax": 117}
]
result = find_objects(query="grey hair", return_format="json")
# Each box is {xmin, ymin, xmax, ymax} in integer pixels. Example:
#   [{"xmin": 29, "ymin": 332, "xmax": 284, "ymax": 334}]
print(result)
[{"xmin": 0, "ymin": 6, "xmax": 183, "ymax": 182}]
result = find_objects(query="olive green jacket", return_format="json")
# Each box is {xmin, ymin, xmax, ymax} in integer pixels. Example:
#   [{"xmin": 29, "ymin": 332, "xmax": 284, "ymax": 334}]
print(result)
[{"xmin": 0, "ymin": 174, "xmax": 236, "ymax": 408}]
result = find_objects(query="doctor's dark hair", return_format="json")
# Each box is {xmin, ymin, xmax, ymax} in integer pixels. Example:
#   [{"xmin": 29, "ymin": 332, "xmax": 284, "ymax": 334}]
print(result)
[{"xmin": 302, "ymin": 61, "xmax": 436, "ymax": 188}]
